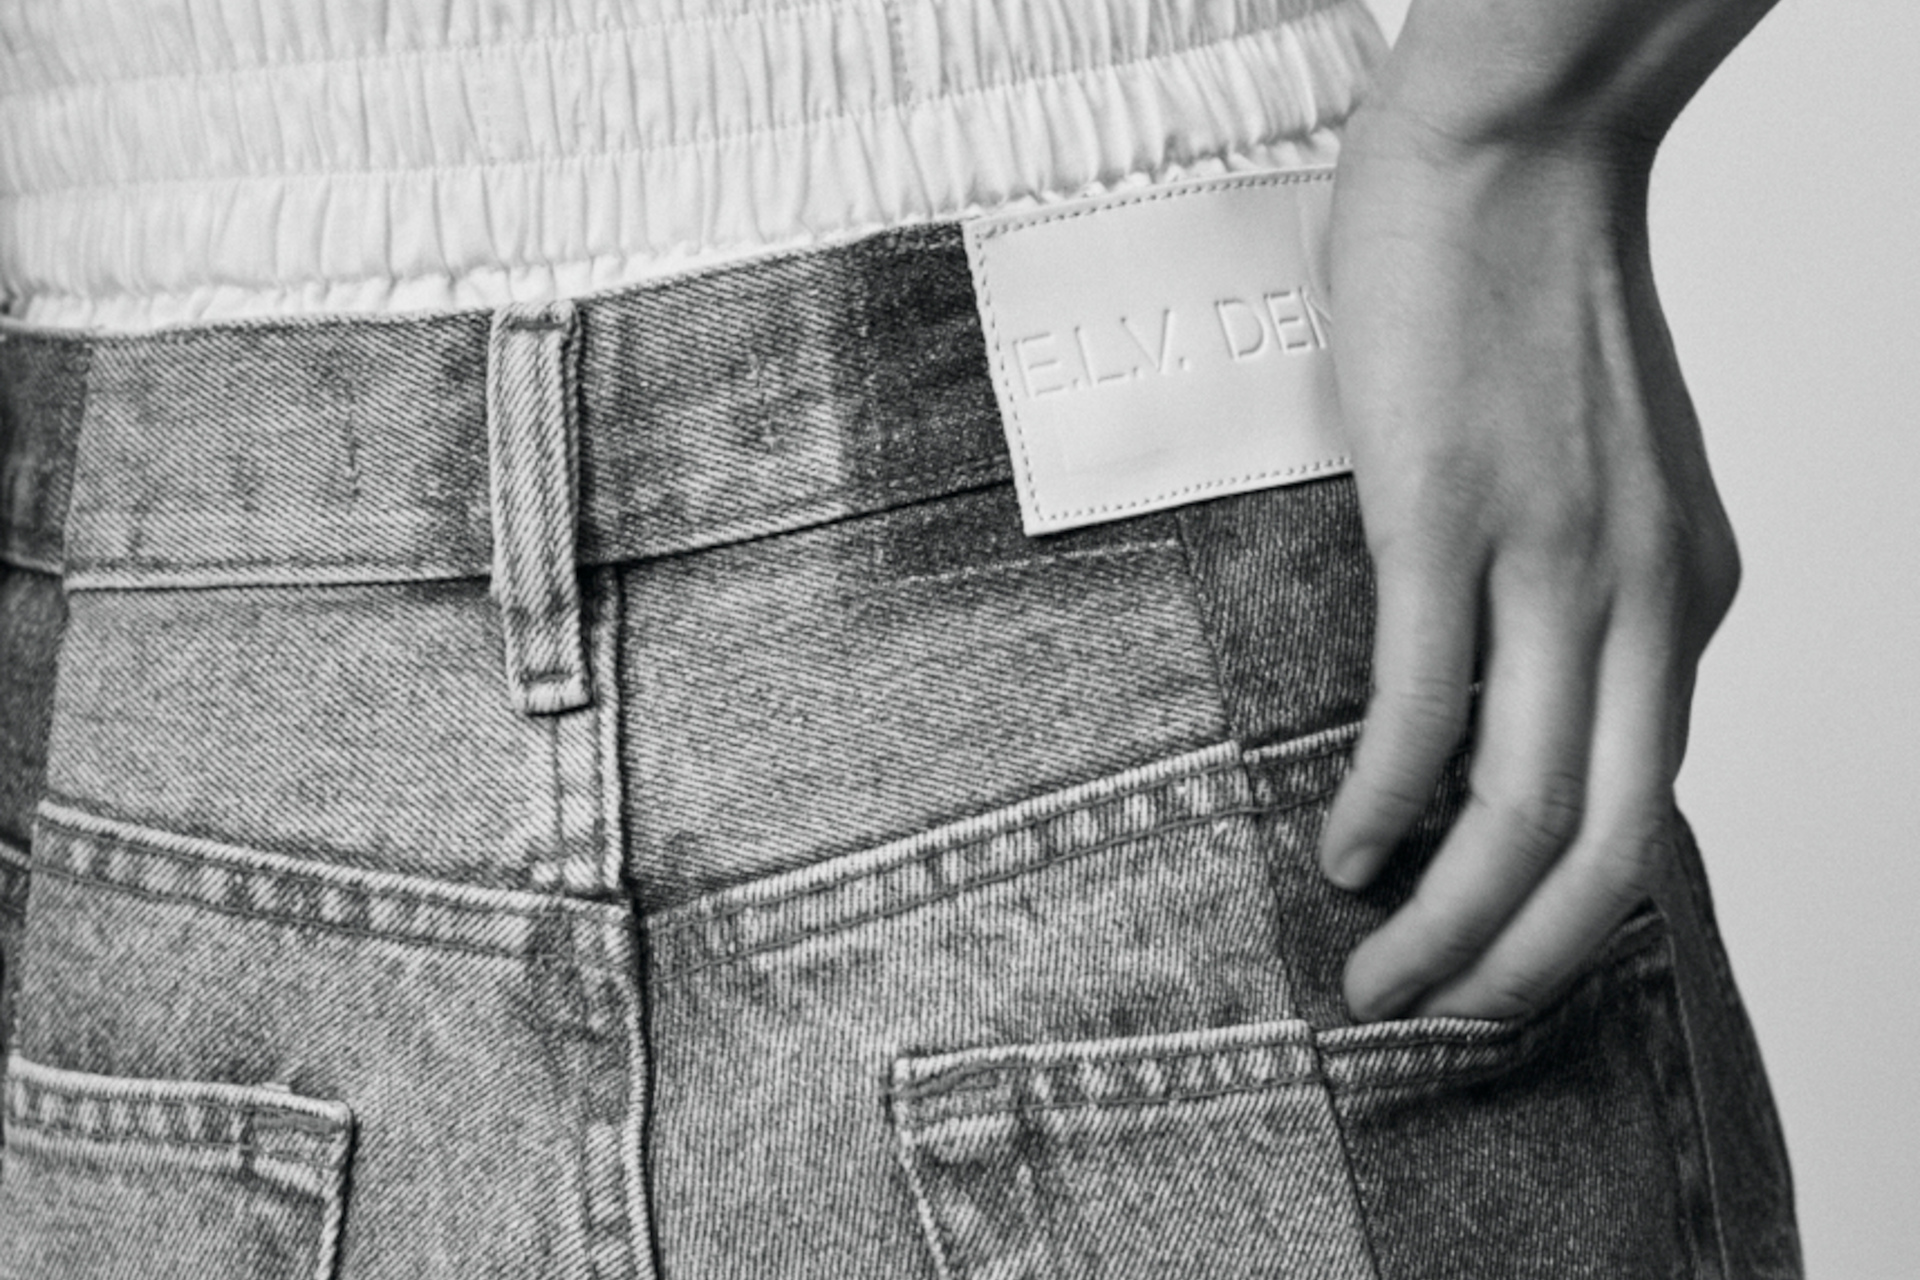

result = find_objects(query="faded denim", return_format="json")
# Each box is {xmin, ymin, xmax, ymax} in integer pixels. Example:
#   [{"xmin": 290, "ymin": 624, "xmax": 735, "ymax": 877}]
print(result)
[{"xmin": 0, "ymin": 225, "xmax": 1800, "ymax": 1278}]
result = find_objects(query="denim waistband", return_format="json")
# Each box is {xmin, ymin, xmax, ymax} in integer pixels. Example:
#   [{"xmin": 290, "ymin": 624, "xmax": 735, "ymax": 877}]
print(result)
[{"xmin": 0, "ymin": 224, "xmax": 1007, "ymax": 594}]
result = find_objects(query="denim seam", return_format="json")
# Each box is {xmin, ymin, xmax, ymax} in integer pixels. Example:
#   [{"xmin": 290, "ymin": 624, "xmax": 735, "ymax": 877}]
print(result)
[
  {"xmin": 4, "ymin": 1074, "xmax": 352, "ymax": 1280},
  {"xmin": 539, "ymin": 715, "xmax": 569, "ymax": 890},
  {"xmin": 4, "ymin": 1074, "xmax": 350, "ymax": 1160},
  {"xmin": 4, "ymin": 1121, "xmax": 343, "ymax": 1168},
  {"xmin": 899, "ymin": 988, "xmax": 1609, "ymax": 1124},
  {"xmin": 657, "ymin": 805, "xmax": 1267, "ymax": 979},
  {"xmin": 26, "ymin": 828, "xmax": 626, "ymax": 969},
  {"xmin": 899, "ymin": 1033, "xmax": 1318, "ymax": 1097},
  {"xmin": 26, "ymin": 860, "xmax": 627, "ymax": 970},
  {"xmin": 1169, "ymin": 509, "xmax": 1243, "ymax": 739},
  {"xmin": 1669, "ymin": 814, "xmax": 1794, "ymax": 1275},
  {"xmin": 896, "ymin": 1073, "xmax": 1326, "ymax": 1128},
  {"xmin": 653, "ymin": 758, "xmax": 1251, "ymax": 937},
  {"xmin": 1647, "ymin": 915, "xmax": 1732, "ymax": 1280},
  {"xmin": 0, "ymin": 837, "xmax": 27, "ymax": 919},
  {"xmin": 2, "ymin": 328, "xmax": 90, "ymax": 572},
  {"xmin": 650, "ymin": 760, "xmax": 1249, "ymax": 937},
  {"xmin": 587, "ymin": 566, "xmax": 624, "ymax": 898},
  {"xmin": 37, "ymin": 800, "xmax": 623, "ymax": 915},
  {"xmin": 568, "ymin": 924, "xmax": 650, "ymax": 1280},
  {"xmin": 1307, "ymin": 1043, "xmax": 1385, "ymax": 1280},
  {"xmin": 891, "ymin": 1125, "xmax": 964, "ymax": 1280},
  {"xmin": 1315, "ymin": 1022, "xmax": 1543, "ymax": 1059},
  {"xmin": 1242, "ymin": 718, "xmax": 1363, "ymax": 766},
  {"xmin": 898, "ymin": 1051, "xmax": 1320, "ymax": 1113},
  {"xmin": 59, "ymin": 457, "xmax": 1014, "ymax": 590},
  {"xmin": 580, "ymin": 457, "xmax": 1011, "ymax": 552},
  {"xmin": 654, "ymin": 744, "xmax": 1366, "ymax": 972},
  {"xmin": 1319, "ymin": 937, "xmax": 1663, "ymax": 1066},
  {"xmin": 520, "ymin": 619, "xmax": 615, "ymax": 895},
  {"xmin": 864, "ymin": 541, "xmax": 1179, "ymax": 597},
  {"xmin": 25, "ymin": 831, "xmax": 601, "ymax": 931},
  {"xmin": 0, "ymin": 551, "xmax": 60, "ymax": 576},
  {"xmin": 1656, "ymin": 874, "xmax": 1734, "ymax": 1274}
]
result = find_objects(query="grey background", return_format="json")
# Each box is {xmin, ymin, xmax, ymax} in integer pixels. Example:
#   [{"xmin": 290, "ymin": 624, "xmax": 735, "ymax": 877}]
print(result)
[{"xmin": 1361, "ymin": 2, "xmax": 1920, "ymax": 1274}]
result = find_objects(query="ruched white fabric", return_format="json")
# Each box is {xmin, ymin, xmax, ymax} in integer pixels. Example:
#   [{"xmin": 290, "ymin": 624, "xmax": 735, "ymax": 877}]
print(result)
[{"xmin": 0, "ymin": 0, "xmax": 1384, "ymax": 330}]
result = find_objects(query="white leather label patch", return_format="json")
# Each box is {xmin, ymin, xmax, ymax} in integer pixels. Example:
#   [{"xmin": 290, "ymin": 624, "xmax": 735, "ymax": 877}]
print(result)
[{"xmin": 965, "ymin": 170, "xmax": 1349, "ymax": 535}]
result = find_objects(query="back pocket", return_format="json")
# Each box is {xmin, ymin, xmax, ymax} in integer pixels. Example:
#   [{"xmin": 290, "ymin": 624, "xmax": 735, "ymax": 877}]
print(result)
[
  {"xmin": 886, "ymin": 908, "xmax": 1714, "ymax": 1280},
  {"xmin": 887, "ymin": 1019, "xmax": 1375, "ymax": 1280},
  {"xmin": 0, "ymin": 1055, "xmax": 353, "ymax": 1280},
  {"xmin": 1315, "ymin": 908, "xmax": 1719, "ymax": 1280}
]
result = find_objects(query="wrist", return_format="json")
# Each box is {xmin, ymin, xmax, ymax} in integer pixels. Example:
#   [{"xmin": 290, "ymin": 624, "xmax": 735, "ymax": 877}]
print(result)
[
  {"xmin": 1337, "ymin": 100, "xmax": 1652, "ymax": 240},
  {"xmin": 1358, "ymin": 0, "xmax": 1776, "ymax": 164}
]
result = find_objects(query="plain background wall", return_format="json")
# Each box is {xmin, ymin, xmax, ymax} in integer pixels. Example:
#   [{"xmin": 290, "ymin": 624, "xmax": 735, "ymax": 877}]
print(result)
[{"xmin": 1361, "ymin": 2, "xmax": 1920, "ymax": 1275}]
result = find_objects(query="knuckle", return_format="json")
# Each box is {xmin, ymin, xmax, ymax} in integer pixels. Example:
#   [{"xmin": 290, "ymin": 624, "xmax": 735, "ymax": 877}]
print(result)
[
  {"xmin": 1482, "ymin": 769, "xmax": 1587, "ymax": 860},
  {"xmin": 1374, "ymin": 671, "xmax": 1470, "ymax": 742},
  {"xmin": 1618, "ymin": 524, "xmax": 1688, "ymax": 598},
  {"xmin": 1569, "ymin": 813, "xmax": 1675, "ymax": 912},
  {"xmin": 1403, "ymin": 890, "xmax": 1498, "ymax": 975},
  {"xmin": 1602, "ymin": 822, "xmax": 1676, "ymax": 904},
  {"xmin": 1403, "ymin": 458, "xmax": 1487, "ymax": 528},
  {"xmin": 1353, "ymin": 771, "xmax": 1443, "ymax": 827},
  {"xmin": 1525, "ymin": 492, "xmax": 1607, "ymax": 567},
  {"xmin": 1693, "ymin": 521, "xmax": 1743, "ymax": 623},
  {"xmin": 1475, "ymin": 966, "xmax": 1559, "ymax": 1021},
  {"xmin": 1616, "ymin": 501, "xmax": 1741, "ymax": 623},
  {"xmin": 1367, "ymin": 476, "xmax": 1483, "ymax": 568}
]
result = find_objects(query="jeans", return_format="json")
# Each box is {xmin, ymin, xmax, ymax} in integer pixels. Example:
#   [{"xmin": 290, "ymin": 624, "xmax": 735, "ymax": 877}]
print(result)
[{"xmin": 0, "ymin": 223, "xmax": 1801, "ymax": 1278}]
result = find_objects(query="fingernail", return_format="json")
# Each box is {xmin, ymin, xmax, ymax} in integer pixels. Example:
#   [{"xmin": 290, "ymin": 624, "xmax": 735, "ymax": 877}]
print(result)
[
  {"xmin": 1324, "ymin": 843, "xmax": 1379, "ymax": 891},
  {"xmin": 1351, "ymin": 978, "xmax": 1420, "ymax": 1023}
]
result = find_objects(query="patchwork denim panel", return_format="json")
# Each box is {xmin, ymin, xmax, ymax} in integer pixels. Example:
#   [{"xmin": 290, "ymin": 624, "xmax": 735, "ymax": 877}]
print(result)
[
  {"xmin": 9, "ymin": 805, "xmax": 649, "ymax": 1280},
  {"xmin": 44, "ymin": 580, "xmax": 622, "ymax": 893},
  {"xmin": 0, "ymin": 568, "xmax": 63, "ymax": 848},
  {"xmin": 618, "ymin": 485, "xmax": 1228, "ymax": 909},
  {"xmin": 646, "ymin": 745, "xmax": 1300, "ymax": 1278}
]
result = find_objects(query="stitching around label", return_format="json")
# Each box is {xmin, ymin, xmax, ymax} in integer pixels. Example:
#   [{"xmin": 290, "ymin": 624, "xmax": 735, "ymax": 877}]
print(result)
[
  {"xmin": 968, "ymin": 168, "xmax": 1333, "ymax": 246},
  {"xmin": 968, "ymin": 170, "xmax": 1343, "ymax": 527}
]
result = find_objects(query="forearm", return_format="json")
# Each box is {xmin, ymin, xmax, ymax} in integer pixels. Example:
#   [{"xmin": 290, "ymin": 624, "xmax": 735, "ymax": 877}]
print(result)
[{"xmin": 1366, "ymin": 0, "xmax": 1780, "ymax": 159}]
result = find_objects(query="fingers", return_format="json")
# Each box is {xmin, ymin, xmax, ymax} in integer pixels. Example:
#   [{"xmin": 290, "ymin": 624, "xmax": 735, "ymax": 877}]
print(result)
[
  {"xmin": 1318, "ymin": 546, "xmax": 1478, "ymax": 891},
  {"xmin": 1411, "ymin": 626, "xmax": 1680, "ymax": 1020},
  {"xmin": 1341, "ymin": 573, "xmax": 1604, "ymax": 1020}
]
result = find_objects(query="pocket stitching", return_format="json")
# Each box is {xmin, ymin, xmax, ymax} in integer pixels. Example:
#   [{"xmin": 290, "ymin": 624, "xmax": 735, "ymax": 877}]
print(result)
[
  {"xmin": 30, "ymin": 799, "xmax": 630, "ymax": 970},
  {"xmin": 4, "ymin": 1055, "xmax": 355, "ymax": 1280},
  {"xmin": 651, "ymin": 750, "xmax": 1253, "ymax": 937},
  {"xmin": 651, "ymin": 731, "xmax": 1376, "ymax": 979},
  {"xmin": 659, "ymin": 804, "xmax": 1270, "ymax": 981}
]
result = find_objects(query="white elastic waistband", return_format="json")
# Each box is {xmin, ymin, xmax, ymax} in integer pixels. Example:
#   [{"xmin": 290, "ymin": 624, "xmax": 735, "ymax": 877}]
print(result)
[{"xmin": 0, "ymin": 0, "xmax": 1385, "ymax": 330}]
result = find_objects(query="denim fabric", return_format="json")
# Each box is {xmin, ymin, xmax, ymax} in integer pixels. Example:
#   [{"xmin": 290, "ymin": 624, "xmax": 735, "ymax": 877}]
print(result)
[
  {"xmin": 1, "ymin": 1057, "xmax": 351, "ymax": 1280},
  {"xmin": 0, "ymin": 224, "xmax": 1800, "ymax": 1278}
]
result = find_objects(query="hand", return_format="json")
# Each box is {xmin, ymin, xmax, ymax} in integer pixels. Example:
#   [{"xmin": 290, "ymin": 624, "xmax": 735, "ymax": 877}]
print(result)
[{"xmin": 1316, "ymin": 105, "xmax": 1742, "ymax": 1023}]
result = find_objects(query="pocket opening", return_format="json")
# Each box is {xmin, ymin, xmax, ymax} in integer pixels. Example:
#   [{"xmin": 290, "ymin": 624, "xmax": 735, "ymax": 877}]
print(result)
[{"xmin": 2, "ymin": 1054, "xmax": 355, "ymax": 1280}]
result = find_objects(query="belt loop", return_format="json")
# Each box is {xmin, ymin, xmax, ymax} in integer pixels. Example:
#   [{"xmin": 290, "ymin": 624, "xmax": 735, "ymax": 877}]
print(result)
[{"xmin": 486, "ymin": 300, "xmax": 591, "ymax": 716}]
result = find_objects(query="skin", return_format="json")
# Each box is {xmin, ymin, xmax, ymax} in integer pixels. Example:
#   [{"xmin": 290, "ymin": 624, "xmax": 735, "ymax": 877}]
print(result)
[{"xmin": 1321, "ymin": 0, "xmax": 1779, "ymax": 1021}]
